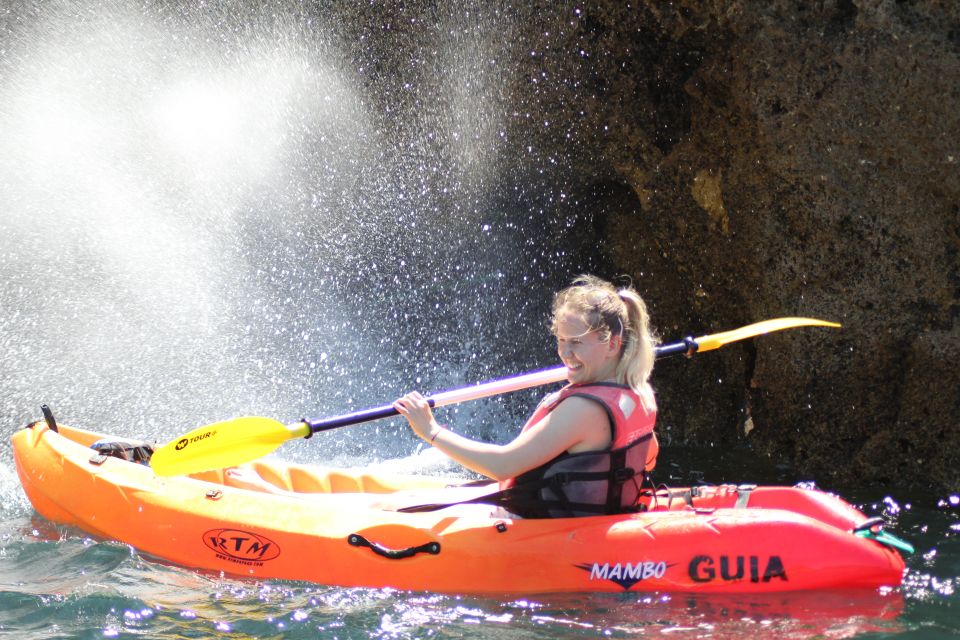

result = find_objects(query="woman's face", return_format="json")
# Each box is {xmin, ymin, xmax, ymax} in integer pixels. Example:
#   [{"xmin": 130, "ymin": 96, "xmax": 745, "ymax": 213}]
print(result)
[{"xmin": 554, "ymin": 309, "xmax": 621, "ymax": 384}]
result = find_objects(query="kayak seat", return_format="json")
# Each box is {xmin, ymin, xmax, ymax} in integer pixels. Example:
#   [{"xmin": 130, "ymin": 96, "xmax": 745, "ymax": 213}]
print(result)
[{"xmin": 220, "ymin": 463, "xmax": 459, "ymax": 496}]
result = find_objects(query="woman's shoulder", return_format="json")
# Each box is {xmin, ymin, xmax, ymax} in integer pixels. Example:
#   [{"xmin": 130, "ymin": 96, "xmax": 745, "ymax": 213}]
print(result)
[{"xmin": 550, "ymin": 393, "xmax": 610, "ymax": 422}]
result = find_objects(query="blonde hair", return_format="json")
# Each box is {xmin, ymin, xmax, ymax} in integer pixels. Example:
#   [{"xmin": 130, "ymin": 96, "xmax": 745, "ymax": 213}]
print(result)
[{"xmin": 550, "ymin": 275, "xmax": 658, "ymax": 411}]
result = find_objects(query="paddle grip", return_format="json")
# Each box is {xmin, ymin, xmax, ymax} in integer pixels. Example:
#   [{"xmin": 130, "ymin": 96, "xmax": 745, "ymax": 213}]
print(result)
[{"xmin": 655, "ymin": 338, "xmax": 700, "ymax": 358}]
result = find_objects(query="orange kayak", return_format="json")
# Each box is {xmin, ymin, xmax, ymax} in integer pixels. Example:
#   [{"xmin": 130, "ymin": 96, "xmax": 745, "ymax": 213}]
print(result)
[{"xmin": 12, "ymin": 421, "xmax": 907, "ymax": 594}]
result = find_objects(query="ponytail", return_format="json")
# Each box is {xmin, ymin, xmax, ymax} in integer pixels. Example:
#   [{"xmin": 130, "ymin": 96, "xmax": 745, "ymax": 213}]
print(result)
[{"xmin": 614, "ymin": 287, "xmax": 658, "ymax": 412}]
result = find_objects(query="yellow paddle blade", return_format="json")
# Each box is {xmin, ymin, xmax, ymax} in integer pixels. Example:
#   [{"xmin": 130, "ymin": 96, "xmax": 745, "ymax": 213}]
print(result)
[
  {"xmin": 150, "ymin": 417, "xmax": 310, "ymax": 477},
  {"xmin": 695, "ymin": 317, "xmax": 841, "ymax": 353}
]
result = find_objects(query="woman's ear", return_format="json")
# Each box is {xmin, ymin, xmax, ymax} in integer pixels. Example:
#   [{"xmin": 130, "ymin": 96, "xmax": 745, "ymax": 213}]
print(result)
[{"xmin": 607, "ymin": 334, "xmax": 623, "ymax": 354}]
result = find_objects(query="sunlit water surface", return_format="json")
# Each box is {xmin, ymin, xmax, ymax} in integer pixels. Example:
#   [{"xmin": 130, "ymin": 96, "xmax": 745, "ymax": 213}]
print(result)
[
  {"xmin": 1, "ymin": 1, "xmax": 958, "ymax": 638},
  {"xmin": 1, "ymin": 448, "xmax": 958, "ymax": 639}
]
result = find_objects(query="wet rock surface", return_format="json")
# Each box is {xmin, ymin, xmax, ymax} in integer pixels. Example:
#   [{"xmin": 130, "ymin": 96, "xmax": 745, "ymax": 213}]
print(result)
[{"xmin": 512, "ymin": 1, "xmax": 959, "ymax": 491}]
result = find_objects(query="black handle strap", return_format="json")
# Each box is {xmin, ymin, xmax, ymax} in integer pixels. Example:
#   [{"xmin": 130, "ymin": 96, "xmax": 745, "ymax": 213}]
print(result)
[{"xmin": 347, "ymin": 533, "xmax": 440, "ymax": 560}]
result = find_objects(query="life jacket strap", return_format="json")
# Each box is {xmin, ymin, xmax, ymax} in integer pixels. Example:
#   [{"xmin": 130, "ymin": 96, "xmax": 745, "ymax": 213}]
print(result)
[{"xmin": 397, "ymin": 436, "xmax": 657, "ymax": 518}]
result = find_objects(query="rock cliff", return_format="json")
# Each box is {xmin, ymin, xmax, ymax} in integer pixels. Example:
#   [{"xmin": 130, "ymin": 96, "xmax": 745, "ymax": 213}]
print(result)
[{"xmin": 506, "ymin": 1, "xmax": 959, "ymax": 491}]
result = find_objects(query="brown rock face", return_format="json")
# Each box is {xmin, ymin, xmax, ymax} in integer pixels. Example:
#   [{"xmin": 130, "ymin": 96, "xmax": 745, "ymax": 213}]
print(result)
[{"xmin": 533, "ymin": 1, "xmax": 959, "ymax": 491}]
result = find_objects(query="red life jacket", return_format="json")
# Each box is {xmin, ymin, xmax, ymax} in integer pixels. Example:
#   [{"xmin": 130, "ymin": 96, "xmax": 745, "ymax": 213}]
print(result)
[
  {"xmin": 496, "ymin": 382, "xmax": 659, "ymax": 517},
  {"xmin": 396, "ymin": 383, "xmax": 659, "ymax": 518}
]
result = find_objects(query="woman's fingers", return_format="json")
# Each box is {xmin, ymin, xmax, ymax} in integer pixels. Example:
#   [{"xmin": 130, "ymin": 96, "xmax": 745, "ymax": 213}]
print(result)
[
  {"xmin": 393, "ymin": 391, "xmax": 436, "ymax": 442},
  {"xmin": 394, "ymin": 391, "xmax": 428, "ymax": 416}
]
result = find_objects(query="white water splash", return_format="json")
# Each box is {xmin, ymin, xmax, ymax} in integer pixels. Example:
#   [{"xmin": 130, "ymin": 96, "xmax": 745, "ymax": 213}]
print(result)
[{"xmin": 0, "ymin": 2, "xmax": 555, "ymax": 470}]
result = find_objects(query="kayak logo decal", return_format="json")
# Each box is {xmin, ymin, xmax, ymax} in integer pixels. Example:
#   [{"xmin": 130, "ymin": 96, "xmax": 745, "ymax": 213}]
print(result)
[
  {"xmin": 688, "ymin": 555, "xmax": 788, "ymax": 583},
  {"xmin": 176, "ymin": 430, "xmax": 216, "ymax": 451},
  {"xmin": 575, "ymin": 561, "xmax": 670, "ymax": 590},
  {"xmin": 204, "ymin": 528, "xmax": 281, "ymax": 566}
]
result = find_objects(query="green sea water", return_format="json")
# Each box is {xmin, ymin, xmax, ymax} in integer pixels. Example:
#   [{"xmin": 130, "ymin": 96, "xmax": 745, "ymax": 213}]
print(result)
[{"xmin": 2, "ymin": 445, "xmax": 956, "ymax": 639}]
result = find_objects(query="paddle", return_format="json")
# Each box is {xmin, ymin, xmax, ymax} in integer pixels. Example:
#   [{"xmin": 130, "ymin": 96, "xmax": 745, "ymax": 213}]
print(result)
[{"xmin": 150, "ymin": 317, "xmax": 840, "ymax": 476}]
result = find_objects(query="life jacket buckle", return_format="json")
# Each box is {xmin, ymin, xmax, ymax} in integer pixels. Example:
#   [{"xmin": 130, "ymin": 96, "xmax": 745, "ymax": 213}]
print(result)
[{"xmin": 613, "ymin": 467, "xmax": 635, "ymax": 482}]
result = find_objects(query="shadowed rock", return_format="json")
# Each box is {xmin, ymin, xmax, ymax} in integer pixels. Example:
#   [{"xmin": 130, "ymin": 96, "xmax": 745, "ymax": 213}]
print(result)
[{"xmin": 508, "ymin": 1, "xmax": 959, "ymax": 491}]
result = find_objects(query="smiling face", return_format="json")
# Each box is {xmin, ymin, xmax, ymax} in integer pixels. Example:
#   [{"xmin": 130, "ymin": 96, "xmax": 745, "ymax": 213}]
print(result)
[{"xmin": 554, "ymin": 309, "xmax": 622, "ymax": 384}]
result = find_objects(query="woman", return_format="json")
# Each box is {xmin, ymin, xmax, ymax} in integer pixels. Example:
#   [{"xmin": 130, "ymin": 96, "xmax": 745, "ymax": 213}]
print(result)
[{"xmin": 394, "ymin": 274, "xmax": 660, "ymax": 517}]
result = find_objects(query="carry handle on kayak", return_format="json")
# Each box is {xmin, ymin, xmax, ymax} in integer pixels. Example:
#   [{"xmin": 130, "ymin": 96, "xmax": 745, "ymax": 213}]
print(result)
[
  {"xmin": 150, "ymin": 317, "xmax": 841, "ymax": 476},
  {"xmin": 347, "ymin": 533, "xmax": 441, "ymax": 559}
]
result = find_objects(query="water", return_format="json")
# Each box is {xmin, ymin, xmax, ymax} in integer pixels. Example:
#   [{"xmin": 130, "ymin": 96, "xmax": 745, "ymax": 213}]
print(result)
[
  {"xmin": 1, "ymin": 1, "xmax": 958, "ymax": 637},
  {"xmin": 1, "ymin": 449, "xmax": 957, "ymax": 638}
]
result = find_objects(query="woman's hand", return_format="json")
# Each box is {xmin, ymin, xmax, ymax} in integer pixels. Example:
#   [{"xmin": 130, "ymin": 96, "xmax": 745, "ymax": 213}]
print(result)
[
  {"xmin": 392, "ymin": 392, "xmax": 609, "ymax": 482},
  {"xmin": 393, "ymin": 391, "xmax": 441, "ymax": 442}
]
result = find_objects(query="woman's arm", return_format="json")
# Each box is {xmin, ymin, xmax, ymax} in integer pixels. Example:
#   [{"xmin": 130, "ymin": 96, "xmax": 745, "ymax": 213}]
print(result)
[{"xmin": 393, "ymin": 392, "xmax": 611, "ymax": 481}]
